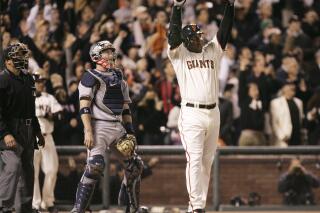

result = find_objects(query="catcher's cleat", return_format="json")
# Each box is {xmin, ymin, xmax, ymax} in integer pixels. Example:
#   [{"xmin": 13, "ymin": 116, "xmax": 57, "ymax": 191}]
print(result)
[{"xmin": 138, "ymin": 206, "xmax": 149, "ymax": 213}]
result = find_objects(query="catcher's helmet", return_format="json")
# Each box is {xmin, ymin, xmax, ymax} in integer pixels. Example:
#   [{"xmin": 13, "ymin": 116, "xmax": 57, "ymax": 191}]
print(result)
[
  {"xmin": 181, "ymin": 24, "xmax": 204, "ymax": 53},
  {"xmin": 89, "ymin": 40, "xmax": 116, "ymax": 62},
  {"xmin": 4, "ymin": 42, "xmax": 30, "ymax": 71}
]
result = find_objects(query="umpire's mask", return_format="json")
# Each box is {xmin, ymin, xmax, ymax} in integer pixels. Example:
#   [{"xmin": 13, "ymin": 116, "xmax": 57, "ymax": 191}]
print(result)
[{"xmin": 4, "ymin": 43, "xmax": 30, "ymax": 72}]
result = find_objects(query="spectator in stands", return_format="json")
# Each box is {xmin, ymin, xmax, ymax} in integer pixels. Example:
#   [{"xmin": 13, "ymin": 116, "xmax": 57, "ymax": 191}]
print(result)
[
  {"xmin": 247, "ymin": 18, "xmax": 273, "ymax": 50},
  {"xmin": 166, "ymin": 103, "xmax": 181, "ymax": 145},
  {"xmin": 239, "ymin": 51, "xmax": 277, "ymax": 110},
  {"xmin": 136, "ymin": 58, "xmax": 151, "ymax": 86},
  {"xmin": 301, "ymin": 10, "xmax": 320, "ymax": 47},
  {"xmin": 156, "ymin": 60, "xmax": 179, "ymax": 115},
  {"xmin": 51, "ymin": 74, "xmax": 82, "ymax": 145},
  {"xmin": 195, "ymin": 5, "xmax": 218, "ymax": 42},
  {"xmin": 137, "ymin": 90, "xmax": 166, "ymax": 145},
  {"xmin": 270, "ymin": 83, "xmax": 304, "ymax": 147},
  {"xmin": 260, "ymin": 26, "xmax": 283, "ymax": 69},
  {"xmin": 232, "ymin": 0, "xmax": 259, "ymax": 49},
  {"xmin": 276, "ymin": 55, "xmax": 311, "ymax": 105},
  {"xmin": 306, "ymin": 88, "xmax": 320, "ymax": 145},
  {"xmin": 219, "ymin": 44, "xmax": 236, "ymax": 93},
  {"xmin": 219, "ymin": 84, "xmax": 234, "ymax": 146},
  {"xmin": 256, "ymin": 1, "xmax": 281, "ymax": 29},
  {"xmin": 165, "ymin": 84, "xmax": 181, "ymax": 145},
  {"xmin": 238, "ymin": 81, "xmax": 266, "ymax": 146},
  {"xmin": 278, "ymin": 158, "xmax": 320, "ymax": 205},
  {"xmin": 283, "ymin": 15, "xmax": 313, "ymax": 62},
  {"xmin": 305, "ymin": 50, "xmax": 320, "ymax": 92}
]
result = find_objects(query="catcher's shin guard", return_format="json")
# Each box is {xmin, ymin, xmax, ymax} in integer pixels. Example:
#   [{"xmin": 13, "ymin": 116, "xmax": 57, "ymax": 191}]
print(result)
[
  {"xmin": 71, "ymin": 182, "xmax": 95, "ymax": 213},
  {"xmin": 71, "ymin": 155, "xmax": 105, "ymax": 213},
  {"xmin": 118, "ymin": 154, "xmax": 144, "ymax": 213}
]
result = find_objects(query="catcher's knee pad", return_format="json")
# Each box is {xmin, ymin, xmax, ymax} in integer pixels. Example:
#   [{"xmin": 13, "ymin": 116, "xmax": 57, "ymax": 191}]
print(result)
[
  {"xmin": 119, "ymin": 155, "xmax": 144, "ymax": 212},
  {"xmin": 116, "ymin": 134, "xmax": 137, "ymax": 158},
  {"xmin": 84, "ymin": 154, "xmax": 105, "ymax": 181}
]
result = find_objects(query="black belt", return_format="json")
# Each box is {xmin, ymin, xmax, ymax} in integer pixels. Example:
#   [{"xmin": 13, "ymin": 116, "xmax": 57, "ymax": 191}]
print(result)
[
  {"xmin": 186, "ymin": 102, "xmax": 216, "ymax": 109},
  {"xmin": 92, "ymin": 118, "xmax": 120, "ymax": 122}
]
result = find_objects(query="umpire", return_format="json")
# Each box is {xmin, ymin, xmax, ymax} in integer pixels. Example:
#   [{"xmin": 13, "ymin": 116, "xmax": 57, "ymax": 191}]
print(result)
[{"xmin": 0, "ymin": 43, "xmax": 45, "ymax": 213}]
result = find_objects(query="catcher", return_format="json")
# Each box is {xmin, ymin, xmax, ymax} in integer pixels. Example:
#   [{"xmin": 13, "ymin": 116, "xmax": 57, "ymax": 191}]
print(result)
[{"xmin": 70, "ymin": 40, "xmax": 146, "ymax": 213}]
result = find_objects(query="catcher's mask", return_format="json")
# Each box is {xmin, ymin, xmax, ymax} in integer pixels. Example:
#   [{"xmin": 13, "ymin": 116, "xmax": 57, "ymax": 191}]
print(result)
[
  {"xmin": 4, "ymin": 43, "xmax": 30, "ymax": 71},
  {"xmin": 115, "ymin": 134, "xmax": 137, "ymax": 158},
  {"xmin": 181, "ymin": 24, "xmax": 204, "ymax": 53},
  {"xmin": 89, "ymin": 40, "xmax": 116, "ymax": 69}
]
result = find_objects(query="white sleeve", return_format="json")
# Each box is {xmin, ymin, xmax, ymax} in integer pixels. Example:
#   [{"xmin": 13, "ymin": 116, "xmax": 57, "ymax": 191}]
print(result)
[
  {"xmin": 50, "ymin": 95, "xmax": 63, "ymax": 114},
  {"xmin": 167, "ymin": 43, "xmax": 183, "ymax": 60},
  {"xmin": 208, "ymin": 35, "xmax": 224, "ymax": 57},
  {"xmin": 27, "ymin": 5, "xmax": 39, "ymax": 38}
]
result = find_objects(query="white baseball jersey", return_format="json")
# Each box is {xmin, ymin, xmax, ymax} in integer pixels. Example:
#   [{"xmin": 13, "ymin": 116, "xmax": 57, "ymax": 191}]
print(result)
[
  {"xmin": 168, "ymin": 35, "xmax": 224, "ymax": 105},
  {"xmin": 168, "ymin": 35, "xmax": 223, "ymax": 211},
  {"xmin": 35, "ymin": 92, "xmax": 63, "ymax": 134}
]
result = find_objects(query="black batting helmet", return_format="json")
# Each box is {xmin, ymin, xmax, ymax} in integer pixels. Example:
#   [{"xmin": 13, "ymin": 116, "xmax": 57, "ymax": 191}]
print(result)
[{"xmin": 181, "ymin": 24, "xmax": 204, "ymax": 52}]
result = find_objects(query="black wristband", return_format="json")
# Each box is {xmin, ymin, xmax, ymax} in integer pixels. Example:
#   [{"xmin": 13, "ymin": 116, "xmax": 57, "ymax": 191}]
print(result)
[{"xmin": 80, "ymin": 107, "xmax": 91, "ymax": 115}]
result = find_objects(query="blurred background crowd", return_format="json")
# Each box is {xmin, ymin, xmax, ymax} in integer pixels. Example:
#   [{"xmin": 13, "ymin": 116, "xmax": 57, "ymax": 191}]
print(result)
[{"xmin": 0, "ymin": 0, "xmax": 320, "ymax": 147}]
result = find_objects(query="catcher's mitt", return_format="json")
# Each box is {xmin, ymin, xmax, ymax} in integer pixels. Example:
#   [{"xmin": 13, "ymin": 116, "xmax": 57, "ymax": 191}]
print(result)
[{"xmin": 116, "ymin": 134, "xmax": 137, "ymax": 158}]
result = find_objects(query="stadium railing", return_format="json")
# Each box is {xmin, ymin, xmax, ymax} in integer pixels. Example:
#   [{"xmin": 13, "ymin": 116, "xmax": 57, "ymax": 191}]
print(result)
[{"xmin": 56, "ymin": 145, "xmax": 320, "ymax": 211}]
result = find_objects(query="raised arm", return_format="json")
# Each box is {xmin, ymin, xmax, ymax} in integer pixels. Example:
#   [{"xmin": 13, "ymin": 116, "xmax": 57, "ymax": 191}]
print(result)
[
  {"xmin": 168, "ymin": 0, "xmax": 186, "ymax": 49},
  {"xmin": 217, "ymin": 0, "xmax": 235, "ymax": 50}
]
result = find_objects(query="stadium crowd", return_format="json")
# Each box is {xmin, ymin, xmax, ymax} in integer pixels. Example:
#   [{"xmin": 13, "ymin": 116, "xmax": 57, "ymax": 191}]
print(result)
[{"xmin": 1, "ymin": 0, "xmax": 320, "ymax": 147}]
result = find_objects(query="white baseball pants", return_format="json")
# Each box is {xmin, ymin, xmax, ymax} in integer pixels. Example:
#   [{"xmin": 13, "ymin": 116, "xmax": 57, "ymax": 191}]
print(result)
[
  {"xmin": 32, "ymin": 134, "xmax": 59, "ymax": 209},
  {"xmin": 178, "ymin": 105, "xmax": 220, "ymax": 211}
]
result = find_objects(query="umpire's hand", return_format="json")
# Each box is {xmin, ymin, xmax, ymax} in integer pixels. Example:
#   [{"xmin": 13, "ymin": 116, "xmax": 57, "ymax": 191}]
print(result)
[
  {"xmin": 84, "ymin": 129, "xmax": 94, "ymax": 150},
  {"xmin": 3, "ymin": 134, "xmax": 17, "ymax": 149}
]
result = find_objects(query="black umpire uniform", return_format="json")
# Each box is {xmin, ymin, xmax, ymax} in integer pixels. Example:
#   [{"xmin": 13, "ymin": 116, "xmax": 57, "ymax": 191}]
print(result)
[{"xmin": 0, "ymin": 43, "xmax": 43, "ymax": 213}]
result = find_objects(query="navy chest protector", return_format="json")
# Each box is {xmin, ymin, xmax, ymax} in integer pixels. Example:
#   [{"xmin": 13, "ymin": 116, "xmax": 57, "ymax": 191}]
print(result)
[{"xmin": 90, "ymin": 69, "xmax": 125, "ymax": 115}]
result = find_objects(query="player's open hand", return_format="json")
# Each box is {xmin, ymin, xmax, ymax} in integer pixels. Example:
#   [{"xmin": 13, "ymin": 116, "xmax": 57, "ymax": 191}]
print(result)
[
  {"xmin": 3, "ymin": 134, "xmax": 17, "ymax": 149},
  {"xmin": 84, "ymin": 130, "xmax": 94, "ymax": 150}
]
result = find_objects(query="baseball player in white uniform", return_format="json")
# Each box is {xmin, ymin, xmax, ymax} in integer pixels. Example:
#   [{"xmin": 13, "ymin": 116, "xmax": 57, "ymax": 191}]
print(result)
[
  {"xmin": 33, "ymin": 75, "xmax": 63, "ymax": 212},
  {"xmin": 167, "ymin": 0, "xmax": 234, "ymax": 212}
]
